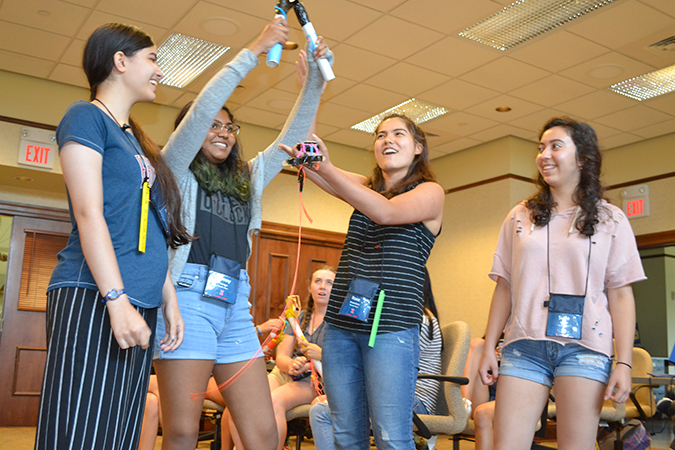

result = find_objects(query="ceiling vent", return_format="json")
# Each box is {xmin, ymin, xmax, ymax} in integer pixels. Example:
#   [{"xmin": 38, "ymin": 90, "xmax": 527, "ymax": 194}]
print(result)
[{"xmin": 646, "ymin": 36, "xmax": 675, "ymax": 56}]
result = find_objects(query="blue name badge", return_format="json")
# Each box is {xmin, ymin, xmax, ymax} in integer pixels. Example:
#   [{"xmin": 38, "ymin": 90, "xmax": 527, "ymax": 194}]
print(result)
[
  {"xmin": 203, "ymin": 270, "xmax": 238, "ymax": 304},
  {"xmin": 338, "ymin": 277, "xmax": 380, "ymax": 322},
  {"xmin": 546, "ymin": 312, "xmax": 582, "ymax": 339}
]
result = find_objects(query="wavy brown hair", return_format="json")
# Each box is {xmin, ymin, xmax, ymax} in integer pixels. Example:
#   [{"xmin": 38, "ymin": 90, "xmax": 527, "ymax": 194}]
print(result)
[
  {"xmin": 83, "ymin": 23, "xmax": 190, "ymax": 248},
  {"xmin": 367, "ymin": 114, "xmax": 437, "ymax": 198},
  {"xmin": 526, "ymin": 117, "xmax": 608, "ymax": 236}
]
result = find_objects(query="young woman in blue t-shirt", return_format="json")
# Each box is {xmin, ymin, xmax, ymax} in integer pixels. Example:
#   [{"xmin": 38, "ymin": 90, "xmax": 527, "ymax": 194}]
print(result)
[{"xmin": 36, "ymin": 23, "xmax": 189, "ymax": 450}]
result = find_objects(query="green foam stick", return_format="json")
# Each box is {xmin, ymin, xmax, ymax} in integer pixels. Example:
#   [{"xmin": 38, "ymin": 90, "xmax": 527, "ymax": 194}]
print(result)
[{"xmin": 368, "ymin": 290, "xmax": 385, "ymax": 347}]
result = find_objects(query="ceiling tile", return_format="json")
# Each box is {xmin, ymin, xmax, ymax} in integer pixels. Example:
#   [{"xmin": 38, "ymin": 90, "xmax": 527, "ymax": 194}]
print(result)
[
  {"xmin": 466, "ymin": 95, "xmax": 545, "ymax": 122},
  {"xmin": 153, "ymin": 85, "xmax": 186, "ymax": 106},
  {"xmin": 0, "ymin": 22, "xmax": 70, "ymax": 61},
  {"xmin": 60, "ymin": 39, "xmax": 86, "ymax": 67},
  {"xmin": 470, "ymin": 124, "xmax": 534, "ymax": 143},
  {"xmin": 316, "ymin": 102, "xmax": 371, "ymax": 129},
  {"xmin": 390, "ymin": 0, "xmax": 501, "ymax": 35},
  {"xmin": 507, "ymin": 109, "xmax": 566, "ymax": 135},
  {"xmin": 216, "ymin": 60, "xmax": 296, "ymax": 104},
  {"xmin": 433, "ymin": 137, "xmax": 483, "ymax": 156},
  {"xmin": 273, "ymin": 66, "xmax": 358, "ymax": 102},
  {"xmin": 49, "ymin": 63, "xmax": 88, "ymax": 88},
  {"xmin": 425, "ymin": 111, "xmax": 499, "ymax": 137},
  {"xmin": 0, "ymin": 50, "xmax": 55, "ymax": 78},
  {"xmin": 509, "ymin": 31, "xmax": 609, "ymax": 73},
  {"xmin": 417, "ymin": 79, "xmax": 500, "ymax": 111},
  {"xmin": 345, "ymin": 15, "xmax": 444, "ymax": 61},
  {"xmin": 61, "ymin": 0, "xmax": 97, "ymax": 5},
  {"xmin": 459, "ymin": 57, "xmax": 550, "ymax": 92},
  {"xmin": 558, "ymin": 52, "xmax": 657, "ymax": 89},
  {"xmin": 594, "ymin": 105, "xmax": 673, "ymax": 131},
  {"xmin": 329, "ymin": 84, "xmax": 408, "ymax": 114},
  {"xmin": 231, "ymin": 105, "xmax": 286, "ymax": 129},
  {"xmin": 364, "ymin": 62, "xmax": 450, "ymax": 97},
  {"xmin": 344, "ymin": 0, "xmax": 407, "ymax": 13},
  {"xmin": 639, "ymin": 0, "xmax": 675, "ymax": 18},
  {"xmin": 631, "ymin": 118, "xmax": 675, "ymax": 139},
  {"xmin": 171, "ymin": 92, "xmax": 198, "ymax": 108},
  {"xmin": 583, "ymin": 121, "xmax": 623, "ymax": 141},
  {"xmin": 76, "ymin": 11, "xmax": 169, "ymax": 43},
  {"xmin": 642, "ymin": 92, "xmax": 675, "ymax": 115},
  {"xmin": 330, "ymin": 44, "xmax": 396, "ymax": 82},
  {"xmin": 601, "ymin": 132, "xmax": 643, "ymax": 149},
  {"xmin": 246, "ymin": 88, "xmax": 299, "ymax": 114},
  {"xmin": 96, "ymin": 0, "xmax": 195, "ymax": 29},
  {"xmin": 509, "ymin": 75, "xmax": 596, "ymax": 107},
  {"xmin": 617, "ymin": 27, "xmax": 675, "ymax": 68},
  {"xmin": 0, "ymin": 0, "xmax": 90, "ymax": 36},
  {"xmin": 555, "ymin": 90, "xmax": 636, "ymax": 120},
  {"xmin": 406, "ymin": 36, "xmax": 500, "ymax": 78},
  {"xmin": 287, "ymin": 0, "xmax": 381, "ymax": 42},
  {"xmin": 315, "ymin": 122, "xmax": 340, "ymax": 137},
  {"xmin": 566, "ymin": 0, "xmax": 675, "ymax": 50},
  {"xmin": 173, "ymin": 3, "xmax": 271, "ymax": 50},
  {"xmin": 323, "ymin": 128, "xmax": 375, "ymax": 150}
]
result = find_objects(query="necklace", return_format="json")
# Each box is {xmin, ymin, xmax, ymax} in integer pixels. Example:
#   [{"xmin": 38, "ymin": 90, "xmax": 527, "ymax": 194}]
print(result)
[{"xmin": 94, "ymin": 98, "xmax": 131, "ymax": 131}]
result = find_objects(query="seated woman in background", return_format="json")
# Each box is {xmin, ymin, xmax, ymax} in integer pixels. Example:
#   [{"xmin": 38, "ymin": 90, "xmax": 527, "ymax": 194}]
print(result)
[
  {"xmin": 230, "ymin": 265, "xmax": 336, "ymax": 450},
  {"xmin": 309, "ymin": 268, "xmax": 442, "ymax": 450}
]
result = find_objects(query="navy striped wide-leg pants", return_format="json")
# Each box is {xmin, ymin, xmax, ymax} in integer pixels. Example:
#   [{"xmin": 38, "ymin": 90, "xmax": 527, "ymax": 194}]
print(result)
[{"xmin": 35, "ymin": 287, "xmax": 157, "ymax": 450}]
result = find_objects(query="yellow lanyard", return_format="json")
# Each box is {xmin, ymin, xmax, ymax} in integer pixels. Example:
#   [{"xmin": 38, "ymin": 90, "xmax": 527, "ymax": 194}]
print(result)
[{"xmin": 138, "ymin": 179, "xmax": 150, "ymax": 253}]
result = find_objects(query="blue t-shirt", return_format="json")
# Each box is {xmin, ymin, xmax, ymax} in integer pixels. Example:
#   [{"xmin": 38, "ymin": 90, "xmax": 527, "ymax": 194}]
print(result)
[{"xmin": 48, "ymin": 101, "xmax": 168, "ymax": 308}]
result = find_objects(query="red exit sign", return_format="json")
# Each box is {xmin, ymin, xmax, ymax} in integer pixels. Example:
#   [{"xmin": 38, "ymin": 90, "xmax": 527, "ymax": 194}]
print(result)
[
  {"xmin": 18, "ymin": 129, "xmax": 56, "ymax": 170},
  {"xmin": 621, "ymin": 184, "xmax": 649, "ymax": 219},
  {"xmin": 625, "ymin": 198, "xmax": 645, "ymax": 217}
]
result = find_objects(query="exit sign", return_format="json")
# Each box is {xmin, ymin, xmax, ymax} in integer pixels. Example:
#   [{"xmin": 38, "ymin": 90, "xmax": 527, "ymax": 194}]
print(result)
[
  {"xmin": 18, "ymin": 127, "xmax": 56, "ymax": 170},
  {"xmin": 621, "ymin": 184, "xmax": 649, "ymax": 219}
]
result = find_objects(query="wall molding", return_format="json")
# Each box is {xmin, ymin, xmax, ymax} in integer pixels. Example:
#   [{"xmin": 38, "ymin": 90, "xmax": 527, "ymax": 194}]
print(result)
[
  {"xmin": 0, "ymin": 201, "xmax": 69, "ymax": 222},
  {"xmin": 0, "ymin": 115, "xmax": 56, "ymax": 131},
  {"xmin": 445, "ymin": 173, "xmax": 534, "ymax": 195},
  {"xmin": 607, "ymin": 172, "xmax": 675, "ymax": 190},
  {"xmin": 636, "ymin": 230, "xmax": 675, "ymax": 250}
]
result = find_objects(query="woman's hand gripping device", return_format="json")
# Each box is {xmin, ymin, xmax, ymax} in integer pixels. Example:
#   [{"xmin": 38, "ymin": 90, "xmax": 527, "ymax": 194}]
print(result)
[
  {"xmin": 266, "ymin": 0, "xmax": 293, "ymax": 68},
  {"xmin": 284, "ymin": 295, "xmax": 323, "ymax": 378}
]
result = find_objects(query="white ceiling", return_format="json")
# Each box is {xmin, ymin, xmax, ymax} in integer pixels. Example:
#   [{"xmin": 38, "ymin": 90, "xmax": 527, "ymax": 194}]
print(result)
[{"xmin": 1, "ymin": 0, "xmax": 675, "ymax": 160}]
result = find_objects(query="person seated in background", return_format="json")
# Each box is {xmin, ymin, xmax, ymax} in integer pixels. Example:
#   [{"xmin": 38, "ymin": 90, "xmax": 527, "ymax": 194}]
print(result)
[{"xmin": 309, "ymin": 268, "xmax": 442, "ymax": 450}]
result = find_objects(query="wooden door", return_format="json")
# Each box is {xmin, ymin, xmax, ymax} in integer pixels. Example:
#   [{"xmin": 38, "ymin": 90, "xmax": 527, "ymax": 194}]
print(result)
[
  {"xmin": 0, "ymin": 216, "xmax": 70, "ymax": 426},
  {"xmin": 249, "ymin": 221, "xmax": 345, "ymax": 325}
]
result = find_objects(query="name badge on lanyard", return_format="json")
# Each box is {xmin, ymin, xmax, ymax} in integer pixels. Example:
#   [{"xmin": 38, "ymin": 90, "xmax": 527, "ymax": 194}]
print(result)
[{"xmin": 138, "ymin": 179, "xmax": 150, "ymax": 253}]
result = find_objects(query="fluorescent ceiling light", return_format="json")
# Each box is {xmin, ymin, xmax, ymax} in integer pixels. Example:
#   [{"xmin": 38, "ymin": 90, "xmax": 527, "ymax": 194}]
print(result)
[
  {"xmin": 351, "ymin": 99, "xmax": 449, "ymax": 134},
  {"xmin": 157, "ymin": 33, "xmax": 230, "ymax": 88},
  {"xmin": 459, "ymin": 0, "xmax": 617, "ymax": 51},
  {"xmin": 608, "ymin": 64, "xmax": 675, "ymax": 101}
]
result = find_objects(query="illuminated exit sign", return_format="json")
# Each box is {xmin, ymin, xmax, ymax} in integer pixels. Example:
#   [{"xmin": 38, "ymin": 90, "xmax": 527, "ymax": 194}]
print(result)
[
  {"xmin": 18, "ymin": 127, "xmax": 56, "ymax": 170},
  {"xmin": 621, "ymin": 184, "xmax": 649, "ymax": 219}
]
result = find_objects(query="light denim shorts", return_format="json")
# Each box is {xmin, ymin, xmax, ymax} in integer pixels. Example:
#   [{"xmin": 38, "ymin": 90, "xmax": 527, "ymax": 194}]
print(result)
[
  {"xmin": 499, "ymin": 339, "xmax": 612, "ymax": 387},
  {"xmin": 154, "ymin": 263, "xmax": 261, "ymax": 364}
]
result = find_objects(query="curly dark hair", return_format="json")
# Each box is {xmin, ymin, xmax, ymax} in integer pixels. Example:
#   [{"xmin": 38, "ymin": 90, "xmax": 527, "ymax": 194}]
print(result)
[
  {"xmin": 174, "ymin": 102, "xmax": 251, "ymax": 201},
  {"xmin": 526, "ymin": 117, "xmax": 607, "ymax": 236},
  {"xmin": 367, "ymin": 113, "xmax": 437, "ymax": 199}
]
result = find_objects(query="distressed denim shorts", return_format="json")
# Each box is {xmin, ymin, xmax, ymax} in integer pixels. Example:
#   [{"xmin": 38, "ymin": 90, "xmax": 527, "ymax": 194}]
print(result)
[{"xmin": 499, "ymin": 339, "xmax": 612, "ymax": 387}]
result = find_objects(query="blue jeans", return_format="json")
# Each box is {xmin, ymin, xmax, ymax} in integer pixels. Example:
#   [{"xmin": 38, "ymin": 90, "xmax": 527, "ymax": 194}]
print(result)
[
  {"xmin": 322, "ymin": 324, "xmax": 420, "ymax": 450},
  {"xmin": 309, "ymin": 396, "xmax": 428, "ymax": 450}
]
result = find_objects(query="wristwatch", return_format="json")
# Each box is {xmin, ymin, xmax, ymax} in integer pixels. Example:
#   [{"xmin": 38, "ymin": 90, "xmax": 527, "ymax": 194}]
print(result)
[{"xmin": 102, "ymin": 288, "xmax": 126, "ymax": 304}]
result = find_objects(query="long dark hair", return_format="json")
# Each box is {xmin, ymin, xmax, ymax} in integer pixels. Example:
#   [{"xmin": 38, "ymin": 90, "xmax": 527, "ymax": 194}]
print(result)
[
  {"xmin": 526, "ymin": 117, "xmax": 607, "ymax": 237},
  {"xmin": 422, "ymin": 267, "xmax": 441, "ymax": 345},
  {"xmin": 367, "ymin": 113, "xmax": 437, "ymax": 198},
  {"xmin": 300, "ymin": 265, "xmax": 336, "ymax": 332},
  {"xmin": 174, "ymin": 102, "xmax": 251, "ymax": 201},
  {"xmin": 83, "ymin": 23, "xmax": 190, "ymax": 248}
]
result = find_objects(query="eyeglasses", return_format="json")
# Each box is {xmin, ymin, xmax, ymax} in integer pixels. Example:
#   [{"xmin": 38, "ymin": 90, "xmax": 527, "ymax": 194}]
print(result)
[{"xmin": 209, "ymin": 120, "xmax": 240, "ymax": 136}]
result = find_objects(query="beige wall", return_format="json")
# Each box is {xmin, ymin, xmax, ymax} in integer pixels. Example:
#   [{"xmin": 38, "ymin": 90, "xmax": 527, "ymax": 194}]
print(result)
[{"xmin": 1, "ymin": 68, "xmax": 674, "ymax": 343}]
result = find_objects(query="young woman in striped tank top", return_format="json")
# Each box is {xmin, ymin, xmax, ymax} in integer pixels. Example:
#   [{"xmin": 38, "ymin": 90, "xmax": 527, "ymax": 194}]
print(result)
[{"xmin": 280, "ymin": 114, "xmax": 444, "ymax": 450}]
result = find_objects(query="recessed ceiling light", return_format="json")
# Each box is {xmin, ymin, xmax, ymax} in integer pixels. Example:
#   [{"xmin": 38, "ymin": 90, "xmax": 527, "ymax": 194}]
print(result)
[
  {"xmin": 608, "ymin": 64, "xmax": 675, "ymax": 101},
  {"xmin": 459, "ymin": 0, "xmax": 618, "ymax": 51},
  {"xmin": 14, "ymin": 176, "xmax": 33, "ymax": 182},
  {"xmin": 37, "ymin": 10, "xmax": 51, "ymax": 17},
  {"xmin": 496, "ymin": 106, "xmax": 512, "ymax": 112},
  {"xmin": 200, "ymin": 17, "xmax": 240, "ymax": 37},
  {"xmin": 587, "ymin": 64, "xmax": 624, "ymax": 79},
  {"xmin": 351, "ymin": 99, "xmax": 449, "ymax": 134},
  {"xmin": 157, "ymin": 33, "xmax": 230, "ymax": 88}
]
